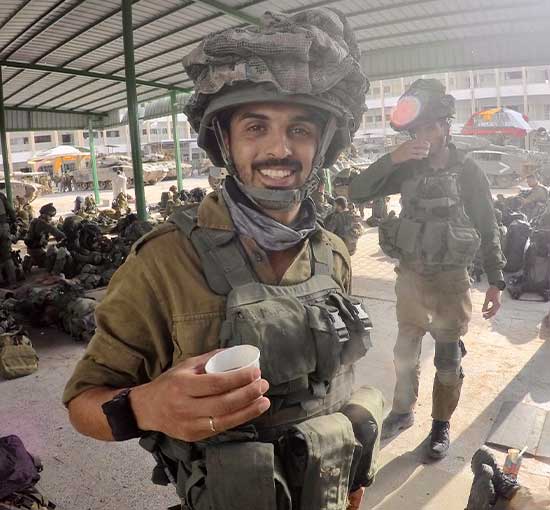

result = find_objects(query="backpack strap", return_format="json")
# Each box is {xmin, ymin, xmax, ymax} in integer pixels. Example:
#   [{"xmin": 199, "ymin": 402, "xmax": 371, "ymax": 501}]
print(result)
[
  {"xmin": 310, "ymin": 232, "xmax": 333, "ymax": 276},
  {"xmin": 169, "ymin": 208, "xmax": 257, "ymax": 295}
]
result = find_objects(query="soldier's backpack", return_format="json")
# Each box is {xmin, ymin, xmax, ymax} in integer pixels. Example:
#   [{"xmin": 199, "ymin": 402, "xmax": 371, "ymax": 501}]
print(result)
[
  {"xmin": 503, "ymin": 219, "xmax": 531, "ymax": 273},
  {"xmin": 508, "ymin": 227, "xmax": 550, "ymax": 301},
  {"xmin": 0, "ymin": 332, "xmax": 38, "ymax": 380},
  {"xmin": 0, "ymin": 435, "xmax": 55, "ymax": 509}
]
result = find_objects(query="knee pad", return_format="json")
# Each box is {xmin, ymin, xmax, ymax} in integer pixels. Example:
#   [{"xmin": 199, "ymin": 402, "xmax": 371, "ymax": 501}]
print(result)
[{"xmin": 434, "ymin": 341, "xmax": 464, "ymax": 385}]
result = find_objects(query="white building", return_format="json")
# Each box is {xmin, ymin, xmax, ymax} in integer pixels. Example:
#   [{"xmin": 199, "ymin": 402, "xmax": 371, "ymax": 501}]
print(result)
[
  {"xmin": 359, "ymin": 65, "xmax": 550, "ymax": 138},
  {"xmin": 2, "ymin": 116, "xmax": 199, "ymax": 172}
]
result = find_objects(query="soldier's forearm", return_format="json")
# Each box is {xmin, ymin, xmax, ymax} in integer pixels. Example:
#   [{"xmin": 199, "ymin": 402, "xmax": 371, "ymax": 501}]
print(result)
[{"xmin": 67, "ymin": 386, "xmax": 123, "ymax": 441}]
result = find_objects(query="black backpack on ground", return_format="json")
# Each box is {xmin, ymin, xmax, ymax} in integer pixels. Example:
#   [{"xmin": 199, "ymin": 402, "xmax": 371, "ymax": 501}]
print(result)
[
  {"xmin": 503, "ymin": 219, "xmax": 531, "ymax": 273},
  {"xmin": 508, "ymin": 227, "xmax": 550, "ymax": 301},
  {"xmin": 0, "ymin": 436, "xmax": 55, "ymax": 509}
]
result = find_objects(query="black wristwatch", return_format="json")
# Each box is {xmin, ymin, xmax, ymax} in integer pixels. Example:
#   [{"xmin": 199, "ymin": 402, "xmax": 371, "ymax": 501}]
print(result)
[
  {"xmin": 492, "ymin": 280, "xmax": 506, "ymax": 291},
  {"xmin": 101, "ymin": 388, "xmax": 144, "ymax": 441}
]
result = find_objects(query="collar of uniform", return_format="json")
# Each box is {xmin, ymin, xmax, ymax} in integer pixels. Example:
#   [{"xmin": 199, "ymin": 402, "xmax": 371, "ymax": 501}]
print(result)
[{"xmin": 196, "ymin": 191, "xmax": 235, "ymax": 232}]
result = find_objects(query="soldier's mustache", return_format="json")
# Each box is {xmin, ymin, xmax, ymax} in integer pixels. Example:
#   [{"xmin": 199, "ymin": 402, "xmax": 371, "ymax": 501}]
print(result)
[{"xmin": 252, "ymin": 158, "xmax": 302, "ymax": 173}]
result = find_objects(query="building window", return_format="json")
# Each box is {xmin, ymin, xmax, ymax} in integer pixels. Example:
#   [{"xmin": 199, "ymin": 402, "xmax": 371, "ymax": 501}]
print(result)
[
  {"xmin": 544, "ymin": 105, "xmax": 550, "ymax": 120},
  {"xmin": 162, "ymin": 128, "xmax": 168, "ymax": 134},
  {"xmin": 11, "ymin": 136, "xmax": 29, "ymax": 145},
  {"xmin": 142, "ymin": 129, "xmax": 147, "ymax": 135},
  {"xmin": 504, "ymin": 71, "xmax": 523, "ymax": 81},
  {"xmin": 375, "ymin": 115, "xmax": 383, "ymax": 122},
  {"xmin": 383, "ymin": 85, "xmax": 391, "ymax": 95},
  {"xmin": 34, "ymin": 135, "xmax": 52, "ymax": 143},
  {"xmin": 106, "ymin": 130, "xmax": 120, "ymax": 138},
  {"xmin": 61, "ymin": 134, "xmax": 72, "ymax": 144},
  {"xmin": 82, "ymin": 132, "xmax": 98, "ymax": 139},
  {"xmin": 150, "ymin": 128, "xmax": 158, "ymax": 135}
]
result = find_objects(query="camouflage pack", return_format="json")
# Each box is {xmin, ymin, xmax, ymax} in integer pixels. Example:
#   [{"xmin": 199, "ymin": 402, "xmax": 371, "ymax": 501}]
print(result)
[{"xmin": 0, "ymin": 332, "xmax": 38, "ymax": 380}]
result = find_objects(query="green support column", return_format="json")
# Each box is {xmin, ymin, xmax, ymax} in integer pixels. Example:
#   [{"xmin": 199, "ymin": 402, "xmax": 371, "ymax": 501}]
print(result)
[
  {"xmin": 122, "ymin": 0, "xmax": 147, "ymax": 220},
  {"xmin": 170, "ymin": 91, "xmax": 183, "ymax": 192},
  {"xmin": 87, "ymin": 118, "xmax": 100, "ymax": 204},
  {"xmin": 0, "ymin": 66, "xmax": 12, "ymax": 205}
]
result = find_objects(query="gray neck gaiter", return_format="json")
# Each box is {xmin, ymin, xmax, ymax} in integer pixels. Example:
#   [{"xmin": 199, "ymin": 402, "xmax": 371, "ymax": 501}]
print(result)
[{"xmin": 222, "ymin": 179, "xmax": 318, "ymax": 252}]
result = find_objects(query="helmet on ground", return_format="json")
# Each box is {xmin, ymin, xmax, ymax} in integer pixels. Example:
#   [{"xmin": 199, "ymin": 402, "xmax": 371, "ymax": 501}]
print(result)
[
  {"xmin": 39, "ymin": 203, "xmax": 57, "ymax": 217},
  {"xmin": 182, "ymin": 7, "xmax": 369, "ymax": 210},
  {"xmin": 390, "ymin": 79, "xmax": 455, "ymax": 132}
]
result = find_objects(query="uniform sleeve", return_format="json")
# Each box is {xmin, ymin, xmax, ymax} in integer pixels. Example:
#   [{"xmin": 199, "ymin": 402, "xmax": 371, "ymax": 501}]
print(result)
[
  {"xmin": 62, "ymin": 252, "xmax": 172, "ymax": 406},
  {"xmin": 460, "ymin": 160, "xmax": 506, "ymax": 285},
  {"xmin": 46, "ymin": 223, "xmax": 66, "ymax": 241},
  {"xmin": 348, "ymin": 154, "xmax": 412, "ymax": 203}
]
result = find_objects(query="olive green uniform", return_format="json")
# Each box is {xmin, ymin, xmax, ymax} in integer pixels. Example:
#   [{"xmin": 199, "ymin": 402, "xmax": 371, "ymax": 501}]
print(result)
[
  {"xmin": 63, "ymin": 193, "xmax": 384, "ymax": 504},
  {"xmin": 64, "ymin": 191, "xmax": 355, "ymax": 403},
  {"xmin": 350, "ymin": 145, "xmax": 505, "ymax": 421}
]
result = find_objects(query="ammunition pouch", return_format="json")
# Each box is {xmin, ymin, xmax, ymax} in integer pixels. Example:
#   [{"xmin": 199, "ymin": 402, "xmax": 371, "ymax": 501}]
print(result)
[
  {"xmin": 142, "ymin": 412, "xmax": 359, "ymax": 510},
  {"xmin": 379, "ymin": 215, "xmax": 480, "ymax": 269}
]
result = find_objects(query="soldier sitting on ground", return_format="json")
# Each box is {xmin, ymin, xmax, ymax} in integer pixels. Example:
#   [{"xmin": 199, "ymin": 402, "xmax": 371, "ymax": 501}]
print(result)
[
  {"xmin": 23, "ymin": 203, "xmax": 66, "ymax": 273},
  {"xmin": 518, "ymin": 172, "xmax": 548, "ymax": 221}
]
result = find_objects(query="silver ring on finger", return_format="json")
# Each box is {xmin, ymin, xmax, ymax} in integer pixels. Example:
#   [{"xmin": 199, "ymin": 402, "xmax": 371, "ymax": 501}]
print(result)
[{"xmin": 208, "ymin": 416, "xmax": 217, "ymax": 433}]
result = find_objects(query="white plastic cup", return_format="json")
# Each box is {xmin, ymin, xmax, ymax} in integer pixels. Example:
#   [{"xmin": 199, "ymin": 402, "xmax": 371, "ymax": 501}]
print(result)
[{"xmin": 205, "ymin": 345, "xmax": 260, "ymax": 374}]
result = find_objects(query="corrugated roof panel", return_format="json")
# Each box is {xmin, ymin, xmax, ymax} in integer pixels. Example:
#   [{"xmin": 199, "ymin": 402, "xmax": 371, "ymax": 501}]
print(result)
[
  {"xmin": 0, "ymin": 1, "xmax": 61, "ymax": 58},
  {"xmin": 18, "ymin": 76, "xmax": 96, "ymax": 108},
  {"xmin": 7, "ymin": 0, "xmax": 118, "ymax": 63},
  {"xmin": 40, "ymin": 13, "xmax": 124, "ymax": 66},
  {"xmin": 6, "ymin": 73, "xmax": 70, "ymax": 106}
]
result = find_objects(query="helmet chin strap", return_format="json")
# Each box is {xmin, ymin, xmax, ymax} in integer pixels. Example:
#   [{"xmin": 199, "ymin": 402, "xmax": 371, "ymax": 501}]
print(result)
[{"xmin": 212, "ymin": 115, "xmax": 338, "ymax": 212}]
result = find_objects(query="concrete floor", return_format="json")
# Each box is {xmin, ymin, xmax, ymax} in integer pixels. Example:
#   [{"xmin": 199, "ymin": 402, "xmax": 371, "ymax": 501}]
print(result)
[{"xmin": 1, "ymin": 188, "xmax": 550, "ymax": 509}]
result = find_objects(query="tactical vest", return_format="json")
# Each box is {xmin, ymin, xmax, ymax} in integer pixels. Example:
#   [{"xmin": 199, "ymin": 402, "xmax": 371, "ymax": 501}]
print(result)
[
  {"xmin": 379, "ymin": 161, "xmax": 481, "ymax": 270},
  {"xmin": 140, "ymin": 207, "xmax": 382, "ymax": 510}
]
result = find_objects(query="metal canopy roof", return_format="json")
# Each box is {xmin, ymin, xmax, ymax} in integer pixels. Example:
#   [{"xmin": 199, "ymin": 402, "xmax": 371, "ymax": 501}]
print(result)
[{"xmin": 1, "ymin": 0, "xmax": 549, "ymax": 129}]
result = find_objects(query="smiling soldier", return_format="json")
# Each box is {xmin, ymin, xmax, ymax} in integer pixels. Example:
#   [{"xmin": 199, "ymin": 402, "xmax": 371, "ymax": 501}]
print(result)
[{"xmin": 63, "ymin": 8, "xmax": 384, "ymax": 510}]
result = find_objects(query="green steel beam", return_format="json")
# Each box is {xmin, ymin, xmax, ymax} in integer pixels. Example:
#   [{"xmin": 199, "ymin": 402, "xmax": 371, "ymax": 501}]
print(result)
[
  {"xmin": 88, "ymin": 118, "xmax": 100, "ymax": 204},
  {"xmin": 170, "ymin": 91, "xmax": 183, "ymax": 192},
  {"xmin": 191, "ymin": 0, "xmax": 259, "ymax": 24},
  {"xmin": 1, "ymin": 61, "xmax": 188, "ymax": 91},
  {"xmin": 122, "ymin": 0, "xmax": 147, "ymax": 221},
  {"xmin": 5, "ymin": 106, "xmax": 106, "ymax": 117},
  {"xmin": 356, "ymin": 12, "xmax": 548, "ymax": 44},
  {"xmin": 0, "ymin": 0, "xmax": 66, "ymax": 56},
  {"xmin": 0, "ymin": 0, "xmax": 33, "ymax": 34},
  {"xmin": 60, "ymin": 77, "xmax": 192, "ymax": 113},
  {"xmin": 0, "ymin": 67, "xmax": 13, "ymax": 204}
]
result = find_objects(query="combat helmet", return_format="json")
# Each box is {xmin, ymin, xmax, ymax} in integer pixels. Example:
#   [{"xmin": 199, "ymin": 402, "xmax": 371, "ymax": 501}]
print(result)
[
  {"xmin": 182, "ymin": 8, "xmax": 369, "ymax": 210},
  {"xmin": 39, "ymin": 203, "xmax": 57, "ymax": 217},
  {"xmin": 390, "ymin": 79, "xmax": 455, "ymax": 132}
]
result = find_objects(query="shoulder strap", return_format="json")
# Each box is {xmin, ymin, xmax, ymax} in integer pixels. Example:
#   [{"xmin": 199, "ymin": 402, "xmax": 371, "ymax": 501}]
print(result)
[
  {"xmin": 169, "ymin": 207, "xmax": 257, "ymax": 295},
  {"xmin": 310, "ymin": 232, "xmax": 333, "ymax": 276}
]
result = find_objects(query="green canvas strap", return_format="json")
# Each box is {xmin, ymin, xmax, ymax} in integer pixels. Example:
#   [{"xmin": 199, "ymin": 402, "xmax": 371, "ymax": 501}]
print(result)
[{"xmin": 169, "ymin": 208, "xmax": 257, "ymax": 294}]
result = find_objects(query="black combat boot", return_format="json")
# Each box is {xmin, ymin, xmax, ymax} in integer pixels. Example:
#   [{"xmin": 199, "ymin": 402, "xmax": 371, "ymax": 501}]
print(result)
[
  {"xmin": 428, "ymin": 420, "xmax": 450, "ymax": 459},
  {"xmin": 471, "ymin": 447, "xmax": 520, "ymax": 500},
  {"xmin": 381, "ymin": 411, "xmax": 414, "ymax": 439}
]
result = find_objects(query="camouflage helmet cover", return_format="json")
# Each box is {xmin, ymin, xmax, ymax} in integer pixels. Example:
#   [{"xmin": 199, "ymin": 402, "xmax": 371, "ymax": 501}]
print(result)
[
  {"xmin": 182, "ymin": 8, "xmax": 369, "ymax": 169},
  {"xmin": 390, "ymin": 79, "xmax": 455, "ymax": 132}
]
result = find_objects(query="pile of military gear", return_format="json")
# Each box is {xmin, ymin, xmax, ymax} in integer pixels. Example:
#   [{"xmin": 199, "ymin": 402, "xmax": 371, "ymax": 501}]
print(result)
[
  {"xmin": 0, "ymin": 435, "xmax": 56, "ymax": 509},
  {"xmin": 13, "ymin": 276, "xmax": 97, "ymax": 342}
]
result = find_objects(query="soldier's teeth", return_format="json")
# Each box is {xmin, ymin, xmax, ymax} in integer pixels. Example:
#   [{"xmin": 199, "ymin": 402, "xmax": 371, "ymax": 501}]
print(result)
[{"xmin": 259, "ymin": 169, "xmax": 292, "ymax": 178}]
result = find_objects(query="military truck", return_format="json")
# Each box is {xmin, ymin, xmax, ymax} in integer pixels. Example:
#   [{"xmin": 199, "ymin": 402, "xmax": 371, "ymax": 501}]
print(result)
[
  {"xmin": 0, "ymin": 180, "xmax": 42, "ymax": 202},
  {"xmin": 70, "ymin": 156, "xmax": 168, "ymax": 191}
]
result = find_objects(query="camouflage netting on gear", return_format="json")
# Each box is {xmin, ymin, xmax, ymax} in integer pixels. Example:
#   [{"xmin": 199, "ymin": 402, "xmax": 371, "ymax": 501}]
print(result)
[{"xmin": 183, "ymin": 8, "xmax": 368, "ymax": 135}]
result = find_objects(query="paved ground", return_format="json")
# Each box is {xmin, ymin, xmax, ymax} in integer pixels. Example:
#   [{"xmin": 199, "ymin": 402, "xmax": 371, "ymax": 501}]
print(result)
[{"xmin": 1, "ymin": 187, "xmax": 549, "ymax": 509}]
